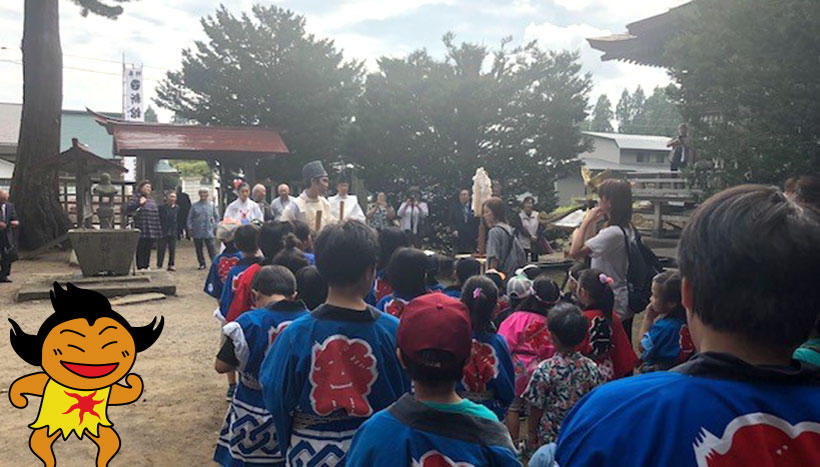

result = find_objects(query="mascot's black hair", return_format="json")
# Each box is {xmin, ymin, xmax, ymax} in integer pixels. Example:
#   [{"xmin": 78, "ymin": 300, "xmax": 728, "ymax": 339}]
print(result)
[{"xmin": 9, "ymin": 282, "xmax": 164, "ymax": 366}]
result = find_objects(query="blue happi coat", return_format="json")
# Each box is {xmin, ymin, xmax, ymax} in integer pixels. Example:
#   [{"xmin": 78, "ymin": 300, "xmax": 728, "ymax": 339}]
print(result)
[
  {"xmin": 205, "ymin": 248, "xmax": 242, "ymax": 299},
  {"xmin": 214, "ymin": 300, "xmax": 310, "ymax": 467},
  {"xmin": 457, "ymin": 331, "xmax": 516, "ymax": 421},
  {"xmin": 217, "ymin": 256, "xmax": 262, "ymax": 319},
  {"xmin": 556, "ymin": 352, "xmax": 820, "ymax": 466},
  {"xmin": 345, "ymin": 394, "xmax": 521, "ymax": 466},
  {"xmin": 259, "ymin": 304, "xmax": 411, "ymax": 466}
]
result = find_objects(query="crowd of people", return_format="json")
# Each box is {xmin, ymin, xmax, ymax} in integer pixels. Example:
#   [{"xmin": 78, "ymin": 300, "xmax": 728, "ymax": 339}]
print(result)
[{"xmin": 176, "ymin": 159, "xmax": 820, "ymax": 466}]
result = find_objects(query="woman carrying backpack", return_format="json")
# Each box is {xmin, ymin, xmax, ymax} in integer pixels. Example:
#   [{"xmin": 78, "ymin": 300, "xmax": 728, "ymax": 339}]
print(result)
[
  {"xmin": 568, "ymin": 180, "xmax": 636, "ymax": 340},
  {"xmin": 483, "ymin": 197, "xmax": 527, "ymax": 280}
]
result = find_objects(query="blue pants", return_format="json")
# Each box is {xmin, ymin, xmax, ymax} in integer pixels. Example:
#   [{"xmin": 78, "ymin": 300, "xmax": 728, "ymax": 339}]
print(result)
[{"xmin": 529, "ymin": 443, "xmax": 557, "ymax": 467}]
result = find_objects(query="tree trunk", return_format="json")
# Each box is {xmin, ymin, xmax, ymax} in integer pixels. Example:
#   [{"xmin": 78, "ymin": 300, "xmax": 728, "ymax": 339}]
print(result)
[{"xmin": 10, "ymin": 0, "xmax": 71, "ymax": 250}]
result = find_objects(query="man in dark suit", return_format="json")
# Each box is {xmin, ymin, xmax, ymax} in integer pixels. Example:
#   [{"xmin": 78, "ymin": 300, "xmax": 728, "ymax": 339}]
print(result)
[
  {"xmin": 176, "ymin": 185, "xmax": 192, "ymax": 239},
  {"xmin": 449, "ymin": 189, "xmax": 479, "ymax": 254},
  {"xmin": 0, "ymin": 190, "xmax": 19, "ymax": 282}
]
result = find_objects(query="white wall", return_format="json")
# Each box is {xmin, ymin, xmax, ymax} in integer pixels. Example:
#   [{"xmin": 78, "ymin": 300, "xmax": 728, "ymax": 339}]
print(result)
[
  {"xmin": 555, "ymin": 174, "xmax": 585, "ymax": 206},
  {"xmin": 579, "ymin": 136, "xmax": 620, "ymax": 164}
]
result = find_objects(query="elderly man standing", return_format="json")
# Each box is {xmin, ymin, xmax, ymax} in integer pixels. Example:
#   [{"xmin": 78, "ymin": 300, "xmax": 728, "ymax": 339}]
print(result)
[
  {"xmin": 188, "ymin": 188, "xmax": 220, "ymax": 270},
  {"xmin": 271, "ymin": 183, "xmax": 292, "ymax": 221},
  {"xmin": 223, "ymin": 182, "xmax": 263, "ymax": 225},
  {"xmin": 283, "ymin": 161, "xmax": 337, "ymax": 232},
  {"xmin": 0, "ymin": 190, "xmax": 19, "ymax": 282},
  {"xmin": 252, "ymin": 183, "xmax": 274, "ymax": 221}
]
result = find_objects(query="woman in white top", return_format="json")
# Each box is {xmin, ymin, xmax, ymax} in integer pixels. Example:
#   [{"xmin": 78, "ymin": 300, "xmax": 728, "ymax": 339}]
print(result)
[
  {"xmin": 568, "ymin": 179, "xmax": 634, "ymax": 339},
  {"xmin": 518, "ymin": 196, "xmax": 540, "ymax": 262},
  {"xmin": 223, "ymin": 183, "xmax": 264, "ymax": 225},
  {"xmin": 397, "ymin": 186, "xmax": 428, "ymax": 247}
]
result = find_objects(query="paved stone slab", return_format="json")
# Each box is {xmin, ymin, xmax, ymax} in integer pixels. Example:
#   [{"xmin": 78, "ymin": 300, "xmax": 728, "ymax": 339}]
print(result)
[
  {"xmin": 15, "ymin": 271, "xmax": 176, "ymax": 302},
  {"xmin": 110, "ymin": 292, "xmax": 167, "ymax": 306}
]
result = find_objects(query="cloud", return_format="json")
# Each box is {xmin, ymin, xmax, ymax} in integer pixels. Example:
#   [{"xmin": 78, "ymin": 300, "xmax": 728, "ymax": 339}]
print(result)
[{"xmin": 308, "ymin": 0, "xmax": 455, "ymax": 33}]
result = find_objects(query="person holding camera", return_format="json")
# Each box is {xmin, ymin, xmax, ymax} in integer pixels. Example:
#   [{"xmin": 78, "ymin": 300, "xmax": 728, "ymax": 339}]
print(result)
[{"xmin": 398, "ymin": 186, "xmax": 428, "ymax": 247}]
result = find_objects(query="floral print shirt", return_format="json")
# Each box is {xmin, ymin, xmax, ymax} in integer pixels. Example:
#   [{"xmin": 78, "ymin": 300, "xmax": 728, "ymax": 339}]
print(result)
[{"xmin": 523, "ymin": 351, "xmax": 604, "ymax": 444}]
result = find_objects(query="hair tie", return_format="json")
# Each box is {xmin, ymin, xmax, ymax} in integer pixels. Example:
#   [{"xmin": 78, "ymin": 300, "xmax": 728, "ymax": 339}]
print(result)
[
  {"xmin": 599, "ymin": 273, "xmax": 614, "ymax": 286},
  {"xmin": 473, "ymin": 288, "xmax": 483, "ymax": 300},
  {"xmin": 531, "ymin": 286, "xmax": 558, "ymax": 306}
]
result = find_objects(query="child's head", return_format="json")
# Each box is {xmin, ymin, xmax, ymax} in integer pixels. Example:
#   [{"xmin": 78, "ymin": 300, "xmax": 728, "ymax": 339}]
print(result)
[
  {"xmin": 234, "ymin": 224, "xmax": 261, "ymax": 255},
  {"xmin": 386, "ymin": 248, "xmax": 429, "ymax": 299},
  {"xmin": 292, "ymin": 220, "xmax": 313, "ymax": 252},
  {"xmin": 273, "ymin": 234, "xmax": 310, "ymax": 275},
  {"xmin": 461, "ymin": 276, "xmax": 499, "ymax": 333},
  {"xmin": 252, "ymin": 265, "xmax": 297, "ymax": 303},
  {"xmin": 507, "ymin": 275, "xmax": 532, "ymax": 311},
  {"xmin": 216, "ymin": 218, "xmax": 241, "ymax": 247},
  {"xmin": 485, "ymin": 269, "xmax": 506, "ymax": 291},
  {"xmin": 456, "ymin": 257, "xmax": 481, "ymax": 286},
  {"xmin": 314, "ymin": 220, "xmax": 378, "ymax": 296},
  {"xmin": 435, "ymin": 254, "xmax": 456, "ymax": 286},
  {"xmin": 678, "ymin": 184, "xmax": 820, "ymax": 353},
  {"xmin": 259, "ymin": 221, "xmax": 294, "ymax": 261},
  {"xmin": 548, "ymin": 302, "xmax": 589, "ymax": 351},
  {"xmin": 377, "ymin": 227, "xmax": 410, "ymax": 271},
  {"xmin": 295, "ymin": 266, "xmax": 327, "ymax": 310},
  {"xmin": 398, "ymin": 293, "xmax": 472, "ymax": 392},
  {"xmin": 577, "ymin": 268, "xmax": 615, "ymax": 320},
  {"xmin": 651, "ymin": 270, "xmax": 685, "ymax": 320},
  {"xmin": 517, "ymin": 274, "xmax": 560, "ymax": 316}
]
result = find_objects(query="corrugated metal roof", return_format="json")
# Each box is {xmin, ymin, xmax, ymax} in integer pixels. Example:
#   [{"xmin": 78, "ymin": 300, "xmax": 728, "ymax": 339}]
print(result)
[{"xmin": 583, "ymin": 131, "xmax": 671, "ymax": 152}]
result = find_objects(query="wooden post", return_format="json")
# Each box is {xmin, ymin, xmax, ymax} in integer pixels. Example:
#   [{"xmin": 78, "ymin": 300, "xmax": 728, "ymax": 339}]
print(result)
[
  {"xmin": 477, "ymin": 219, "xmax": 487, "ymax": 256},
  {"xmin": 315, "ymin": 210, "xmax": 323, "ymax": 232},
  {"xmin": 339, "ymin": 200, "xmax": 345, "ymax": 222},
  {"xmin": 120, "ymin": 183, "xmax": 128, "ymax": 229},
  {"xmin": 653, "ymin": 200, "xmax": 663, "ymax": 238}
]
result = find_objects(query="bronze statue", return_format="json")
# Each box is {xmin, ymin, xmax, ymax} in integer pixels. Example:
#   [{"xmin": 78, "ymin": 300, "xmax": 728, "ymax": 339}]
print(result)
[{"xmin": 93, "ymin": 172, "xmax": 118, "ymax": 229}]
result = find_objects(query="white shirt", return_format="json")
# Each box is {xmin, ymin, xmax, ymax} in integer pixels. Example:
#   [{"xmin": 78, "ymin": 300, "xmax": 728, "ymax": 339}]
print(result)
[
  {"xmin": 518, "ymin": 210, "xmax": 540, "ymax": 249},
  {"xmin": 329, "ymin": 194, "xmax": 366, "ymax": 222},
  {"xmin": 282, "ymin": 191, "xmax": 338, "ymax": 232},
  {"xmin": 223, "ymin": 198, "xmax": 263, "ymax": 224},
  {"xmin": 397, "ymin": 201, "xmax": 429, "ymax": 234},
  {"xmin": 585, "ymin": 225, "xmax": 630, "ymax": 320}
]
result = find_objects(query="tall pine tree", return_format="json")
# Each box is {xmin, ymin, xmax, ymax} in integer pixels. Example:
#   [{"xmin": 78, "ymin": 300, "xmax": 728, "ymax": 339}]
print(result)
[{"xmin": 589, "ymin": 94, "xmax": 614, "ymax": 132}]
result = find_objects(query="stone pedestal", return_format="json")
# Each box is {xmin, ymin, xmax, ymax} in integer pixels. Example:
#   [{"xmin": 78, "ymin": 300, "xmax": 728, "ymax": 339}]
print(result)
[{"xmin": 68, "ymin": 229, "xmax": 140, "ymax": 276}]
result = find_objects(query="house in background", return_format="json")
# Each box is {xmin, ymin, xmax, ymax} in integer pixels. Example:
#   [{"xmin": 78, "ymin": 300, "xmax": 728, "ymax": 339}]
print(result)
[{"xmin": 555, "ymin": 131, "xmax": 672, "ymax": 205}]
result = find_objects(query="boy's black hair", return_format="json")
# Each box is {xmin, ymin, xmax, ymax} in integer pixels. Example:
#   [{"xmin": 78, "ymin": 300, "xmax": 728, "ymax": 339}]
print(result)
[
  {"xmin": 578, "ymin": 268, "xmax": 615, "ymax": 323},
  {"xmin": 547, "ymin": 302, "xmax": 588, "ymax": 349},
  {"xmin": 292, "ymin": 220, "xmax": 312, "ymax": 247},
  {"xmin": 252, "ymin": 265, "xmax": 297, "ymax": 297},
  {"xmin": 386, "ymin": 248, "xmax": 429, "ymax": 298},
  {"xmin": 260, "ymin": 221, "xmax": 294, "ymax": 263},
  {"xmin": 456, "ymin": 257, "xmax": 481, "ymax": 286},
  {"xmin": 402, "ymin": 348, "xmax": 465, "ymax": 388},
  {"xmin": 314, "ymin": 220, "xmax": 378, "ymax": 287},
  {"xmin": 461, "ymin": 276, "xmax": 499, "ymax": 333},
  {"xmin": 9, "ymin": 282, "xmax": 163, "ymax": 366},
  {"xmin": 377, "ymin": 227, "xmax": 410, "ymax": 271},
  {"xmin": 295, "ymin": 266, "xmax": 328, "ymax": 310},
  {"xmin": 678, "ymin": 184, "xmax": 820, "ymax": 350},
  {"xmin": 517, "ymin": 275, "xmax": 560, "ymax": 317},
  {"xmin": 435, "ymin": 254, "xmax": 455, "ymax": 282},
  {"xmin": 234, "ymin": 224, "xmax": 261, "ymax": 254},
  {"xmin": 273, "ymin": 234, "xmax": 310, "ymax": 275},
  {"xmin": 652, "ymin": 270, "xmax": 685, "ymax": 320}
]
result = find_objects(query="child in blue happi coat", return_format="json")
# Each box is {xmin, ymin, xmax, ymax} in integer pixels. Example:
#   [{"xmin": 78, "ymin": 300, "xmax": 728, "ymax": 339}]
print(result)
[
  {"xmin": 214, "ymin": 265, "xmax": 309, "ymax": 466},
  {"xmin": 376, "ymin": 247, "xmax": 429, "ymax": 317},
  {"xmin": 637, "ymin": 270, "xmax": 687, "ymax": 372}
]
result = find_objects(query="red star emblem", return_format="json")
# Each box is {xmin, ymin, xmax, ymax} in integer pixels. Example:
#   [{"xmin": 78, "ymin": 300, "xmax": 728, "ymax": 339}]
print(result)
[{"xmin": 62, "ymin": 391, "xmax": 104, "ymax": 423}]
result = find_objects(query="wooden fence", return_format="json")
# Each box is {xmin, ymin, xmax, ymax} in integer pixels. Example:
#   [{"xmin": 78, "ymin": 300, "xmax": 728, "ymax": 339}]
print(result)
[{"xmin": 629, "ymin": 172, "xmax": 701, "ymax": 237}]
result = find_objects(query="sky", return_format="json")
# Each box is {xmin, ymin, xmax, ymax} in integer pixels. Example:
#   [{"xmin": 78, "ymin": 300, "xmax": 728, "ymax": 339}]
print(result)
[{"xmin": 0, "ymin": 0, "xmax": 689, "ymax": 122}]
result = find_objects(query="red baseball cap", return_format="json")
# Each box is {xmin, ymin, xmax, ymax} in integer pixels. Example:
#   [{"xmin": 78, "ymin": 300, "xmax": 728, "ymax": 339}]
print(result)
[{"xmin": 397, "ymin": 293, "xmax": 472, "ymax": 367}]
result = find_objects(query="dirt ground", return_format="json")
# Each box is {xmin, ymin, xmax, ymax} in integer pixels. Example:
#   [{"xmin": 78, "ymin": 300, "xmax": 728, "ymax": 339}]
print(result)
[{"xmin": 1, "ymin": 240, "xmax": 227, "ymax": 466}]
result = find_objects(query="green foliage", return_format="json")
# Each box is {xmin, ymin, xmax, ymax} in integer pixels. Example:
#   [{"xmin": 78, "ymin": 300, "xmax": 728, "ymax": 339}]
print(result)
[
  {"xmin": 589, "ymin": 94, "xmax": 614, "ymax": 132},
  {"xmin": 170, "ymin": 160, "xmax": 211, "ymax": 180},
  {"xmin": 666, "ymin": 0, "xmax": 819, "ymax": 186},
  {"xmin": 144, "ymin": 105, "xmax": 158, "ymax": 122},
  {"xmin": 154, "ymin": 5, "xmax": 364, "ymax": 181},
  {"xmin": 616, "ymin": 86, "xmax": 681, "ymax": 136},
  {"xmin": 69, "ymin": 0, "xmax": 130, "ymax": 18}
]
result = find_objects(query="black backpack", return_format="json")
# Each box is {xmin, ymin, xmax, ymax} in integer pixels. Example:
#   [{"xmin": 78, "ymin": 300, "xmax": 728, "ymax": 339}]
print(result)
[{"xmin": 618, "ymin": 226, "xmax": 662, "ymax": 313}]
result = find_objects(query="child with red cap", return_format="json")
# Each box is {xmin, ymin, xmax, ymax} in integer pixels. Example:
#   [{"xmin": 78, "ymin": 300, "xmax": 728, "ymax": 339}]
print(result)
[{"xmin": 345, "ymin": 293, "xmax": 521, "ymax": 466}]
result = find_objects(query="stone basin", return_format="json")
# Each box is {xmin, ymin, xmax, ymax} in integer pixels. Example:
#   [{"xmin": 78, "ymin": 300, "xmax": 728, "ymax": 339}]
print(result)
[{"xmin": 68, "ymin": 229, "xmax": 140, "ymax": 276}]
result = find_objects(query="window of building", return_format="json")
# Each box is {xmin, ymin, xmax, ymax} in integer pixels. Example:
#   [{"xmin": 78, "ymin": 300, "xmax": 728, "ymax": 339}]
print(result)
[
  {"xmin": 636, "ymin": 152, "xmax": 648, "ymax": 163},
  {"xmin": 656, "ymin": 154, "xmax": 666, "ymax": 163}
]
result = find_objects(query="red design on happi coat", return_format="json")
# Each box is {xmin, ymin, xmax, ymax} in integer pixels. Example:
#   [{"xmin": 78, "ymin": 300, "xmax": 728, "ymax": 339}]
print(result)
[
  {"xmin": 413, "ymin": 451, "xmax": 475, "ymax": 467},
  {"xmin": 267, "ymin": 321, "xmax": 293, "ymax": 348},
  {"xmin": 62, "ymin": 391, "xmax": 103, "ymax": 423},
  {"xmin": 461, "ymin": 340, "xmax": 498, "ymax": 393},
  {"xmin": 375, "ymin": 278, "xmax": 393, "ymax": 302},
  {"xmin": 218, "ymin": 256, "xmax": 240, "ymax": 283},
  {"xmin": 385, "ymin": 298, "xmax": 408, "ymax": 318},
  {"xmin": 693, "ymin": 413, "xmax": 820, "ymax": 467},
  {"xmin": 678, "ymin": 324, "xmax": 695, "ymax": 363},
  {"xmin": 309, "ymin": 335, "xmax": 378, "ymax": 417},
  {"xmin": 524, "ymin": 321, "xmax": 552, "ymax": 351}
]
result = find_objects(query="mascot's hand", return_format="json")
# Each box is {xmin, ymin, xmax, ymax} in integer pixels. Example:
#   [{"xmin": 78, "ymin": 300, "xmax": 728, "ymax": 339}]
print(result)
[
  {"xmin": 125, "ymin": 374, "xmax": 143, "ymax": 393},
  {"xmin": 9, "ymin": 384, "xmax": 28, "ymax": 408}
]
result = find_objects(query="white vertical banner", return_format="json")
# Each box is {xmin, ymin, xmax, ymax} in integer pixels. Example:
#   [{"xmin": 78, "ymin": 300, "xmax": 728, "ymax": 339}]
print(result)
[{"xmin": 121, "ymin": 63, "xmax": 143, "ymax": 181}]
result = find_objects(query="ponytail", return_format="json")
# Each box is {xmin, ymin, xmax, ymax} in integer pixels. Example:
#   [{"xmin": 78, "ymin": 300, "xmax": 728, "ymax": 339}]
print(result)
[
  {"xmin": 461, "ymin": 276, "xmax": 499, "ymax": 333},
  {"xmin": 579, "ymin": 268, "xmax": 615, "ymax": 323}
]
